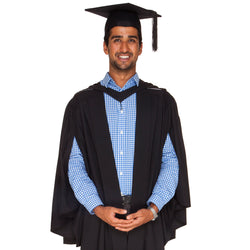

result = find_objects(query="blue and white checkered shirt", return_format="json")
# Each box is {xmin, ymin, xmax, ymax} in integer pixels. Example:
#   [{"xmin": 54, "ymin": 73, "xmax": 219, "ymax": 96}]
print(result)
[{"xmin": 68, "ymin": 73, "xmax": 179, "ymax": 214}]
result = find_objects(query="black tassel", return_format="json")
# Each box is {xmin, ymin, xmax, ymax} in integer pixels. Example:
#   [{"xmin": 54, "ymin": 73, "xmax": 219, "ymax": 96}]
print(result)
[{"xmin": 152, "ymin": 16, "xmax": 158, "ymax": 51}]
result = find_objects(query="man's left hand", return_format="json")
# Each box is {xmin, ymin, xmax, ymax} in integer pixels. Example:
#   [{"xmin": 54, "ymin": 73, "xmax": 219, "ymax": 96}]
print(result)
[{"xmin": 114, "ymin": 208, "xmax": 154, "ymax": 232}]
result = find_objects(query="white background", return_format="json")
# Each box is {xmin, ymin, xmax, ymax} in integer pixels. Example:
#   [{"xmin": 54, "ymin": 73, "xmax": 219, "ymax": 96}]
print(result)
[{"xmin": 1, "ymin": 0, "xmax": 250, "ymax": 249}]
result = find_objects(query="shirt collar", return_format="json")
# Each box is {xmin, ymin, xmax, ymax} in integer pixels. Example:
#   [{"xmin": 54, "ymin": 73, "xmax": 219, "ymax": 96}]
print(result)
[{"xmin": 101, "ymin": 72, "xmax": 140, "ymax": 92}]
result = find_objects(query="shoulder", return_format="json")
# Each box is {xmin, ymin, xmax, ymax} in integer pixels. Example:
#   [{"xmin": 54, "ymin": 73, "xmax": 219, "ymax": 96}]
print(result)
[
  {"xmin": 74, "ymin": 83, "xmax": 99, "ymax": 100},
  {"xmin": 65, "ymin": 83, "xmax": 100, "ymax": 112},
  {"xmin": 140, "ymin": 79, "xmax": 177, "ymax": 106}
]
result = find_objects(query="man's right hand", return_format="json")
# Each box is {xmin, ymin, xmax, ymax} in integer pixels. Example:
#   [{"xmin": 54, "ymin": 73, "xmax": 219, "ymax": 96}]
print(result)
[{"xmin": 93, "ymin": 205, "xmax": 133, "ymax": 229}]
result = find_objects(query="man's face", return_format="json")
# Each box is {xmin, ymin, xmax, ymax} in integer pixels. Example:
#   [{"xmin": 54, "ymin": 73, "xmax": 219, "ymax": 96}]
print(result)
[{"xmin": 103, "ymin": 26, "xmax": 143, "ymax": 73}]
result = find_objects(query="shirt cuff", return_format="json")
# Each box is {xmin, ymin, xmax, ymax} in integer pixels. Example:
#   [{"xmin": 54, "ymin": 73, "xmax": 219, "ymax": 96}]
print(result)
[
  {"xmin": 84, "ymin": 196, "xmax": 104, "ymax": 215},
  {"xmin": 147, "ymin": 194, "xmax": 168, "ymax": 212}
]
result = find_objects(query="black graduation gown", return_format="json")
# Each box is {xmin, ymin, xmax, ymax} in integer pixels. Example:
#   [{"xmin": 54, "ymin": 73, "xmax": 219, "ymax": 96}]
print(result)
[{"xmin": 51, "ymin": 80, "xmax": 191, "ymax": 250}]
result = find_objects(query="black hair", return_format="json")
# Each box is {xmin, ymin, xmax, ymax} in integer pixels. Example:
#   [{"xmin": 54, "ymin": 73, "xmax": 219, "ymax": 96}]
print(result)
[{"xmin": 104, "ymin": 27, "xmax": 142, "ymax": 48}]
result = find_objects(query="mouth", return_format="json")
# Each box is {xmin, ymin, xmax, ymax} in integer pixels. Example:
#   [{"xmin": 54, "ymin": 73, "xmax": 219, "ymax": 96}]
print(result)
[
  {"xmin": 116, "ymin": 53, "xmax": 132, "ymax": 61},
  {"xmin": 119, "ymin": 55, "xmax": 130, "ymax": 59}
]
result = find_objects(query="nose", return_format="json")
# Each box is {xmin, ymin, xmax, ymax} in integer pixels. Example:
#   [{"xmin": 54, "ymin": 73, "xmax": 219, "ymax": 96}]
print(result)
[{"xmin": 120, "ymin": 41, "xmax": 129, "ymax": 53}]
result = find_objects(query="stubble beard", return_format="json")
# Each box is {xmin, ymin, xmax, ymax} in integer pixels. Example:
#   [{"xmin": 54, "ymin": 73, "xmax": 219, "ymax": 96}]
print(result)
[
  {"xmin": 110, "ymin": 52, "xmax": 136, "ymax": 73},
  {"xmin": 112, "ymin": 60, "xmax": 135, "ymax": 72}
]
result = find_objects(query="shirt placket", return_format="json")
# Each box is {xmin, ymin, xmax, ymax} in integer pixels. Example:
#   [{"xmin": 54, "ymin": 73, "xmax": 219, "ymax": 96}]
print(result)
[{"xmin": 117, "ymin": 101, "xmax": 126, "ymax": 196}]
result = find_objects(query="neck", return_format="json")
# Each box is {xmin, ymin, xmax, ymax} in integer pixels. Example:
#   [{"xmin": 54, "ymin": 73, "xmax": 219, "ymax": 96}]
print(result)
[{"xmin": 109, "ymin": 68, "xmax": 136, "ymax": 88}]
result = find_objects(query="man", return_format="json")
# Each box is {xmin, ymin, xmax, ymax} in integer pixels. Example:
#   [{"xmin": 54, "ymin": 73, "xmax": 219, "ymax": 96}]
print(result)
[{"xmin": 51, "ymin": 3, "xmax": 190, "ymax": 250}]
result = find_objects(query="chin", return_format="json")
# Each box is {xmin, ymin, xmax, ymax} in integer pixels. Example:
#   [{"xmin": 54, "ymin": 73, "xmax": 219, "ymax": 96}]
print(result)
[{"xmin": 114, "ymin": 63, "xmax": 135, "ymax": 71}]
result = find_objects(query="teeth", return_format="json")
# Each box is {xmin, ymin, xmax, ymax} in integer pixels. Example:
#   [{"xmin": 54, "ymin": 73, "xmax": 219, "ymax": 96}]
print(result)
[{"xmin": 119, "ymin": 55, "xmax": 129, "ymax": 59}]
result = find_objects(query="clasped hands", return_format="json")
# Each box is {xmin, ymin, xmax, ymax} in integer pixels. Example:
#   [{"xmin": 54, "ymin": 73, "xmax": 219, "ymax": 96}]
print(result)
[{"xmin": 94, "ymin": 205, "xmax": 157, "ymax": 232}]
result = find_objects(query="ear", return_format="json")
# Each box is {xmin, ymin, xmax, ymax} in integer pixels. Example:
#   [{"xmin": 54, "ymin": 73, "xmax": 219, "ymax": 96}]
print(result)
[
  {"xmin": 138, "ymin": 42, "xmax": 143, "ymax": 56},
  {"xmin": 103, "ymin": 41, "xmax": 109, "ymax": 55}
]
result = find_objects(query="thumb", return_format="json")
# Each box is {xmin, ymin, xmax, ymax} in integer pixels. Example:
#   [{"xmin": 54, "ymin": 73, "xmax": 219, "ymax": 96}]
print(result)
[
  {"xmin": 126, "ymin": 210, "xmax": 140, "ymax": 220},
  {"xmin": 113, "ymin": 207, "xmax": 127, "ymax": 215}
]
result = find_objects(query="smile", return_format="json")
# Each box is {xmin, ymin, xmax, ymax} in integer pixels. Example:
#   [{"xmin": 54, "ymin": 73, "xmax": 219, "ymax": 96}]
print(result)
[{"xmin": 118, "ymin": 55, "xmax": 130, "ymax": 59}]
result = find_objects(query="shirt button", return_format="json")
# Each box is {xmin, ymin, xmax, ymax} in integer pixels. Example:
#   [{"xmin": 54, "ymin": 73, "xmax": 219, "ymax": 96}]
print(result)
[
  {"xmin": 120, "ymin": 172, "xmax": 123, "ymax": 175},
  {"xmin": 120, "ymin": 151, "xmax": 123, "ymax": 155},
  {"xmin": 120, "ymin": 130, "xmax": 123, "ymax": 135},
  {"xmin": 120, "ymin": 109, "xmax": 124, "ymax": 114}
]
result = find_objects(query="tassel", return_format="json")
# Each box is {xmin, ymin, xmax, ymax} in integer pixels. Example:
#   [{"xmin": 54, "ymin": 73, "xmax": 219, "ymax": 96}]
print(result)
[{"xmin": 152, "ymin": 16, "xmax": 158, "ymax": 51}]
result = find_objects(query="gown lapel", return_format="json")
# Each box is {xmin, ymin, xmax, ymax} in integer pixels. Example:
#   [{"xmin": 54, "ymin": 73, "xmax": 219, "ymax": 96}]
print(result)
[{"xmin": 87, "ymin": 90, "xmax": 122, "ymax": 207}]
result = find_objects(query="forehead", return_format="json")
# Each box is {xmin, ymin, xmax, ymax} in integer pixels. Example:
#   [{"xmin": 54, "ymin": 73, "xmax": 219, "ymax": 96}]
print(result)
[{"xmin": 109, "ymin": 26, "xmax": 139, "ymax": 37}]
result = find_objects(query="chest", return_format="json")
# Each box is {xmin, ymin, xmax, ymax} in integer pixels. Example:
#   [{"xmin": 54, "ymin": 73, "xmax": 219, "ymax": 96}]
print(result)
[{"xmin": 104, "ymin": 93, "xmax": 136, "ymax": 138}]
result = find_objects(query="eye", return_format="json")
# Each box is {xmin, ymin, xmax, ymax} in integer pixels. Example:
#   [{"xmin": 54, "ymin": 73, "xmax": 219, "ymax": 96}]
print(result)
[
  {"xmin": 129, "ymin": 39, "xmax": 136, "ymax": 43},
  {"xmin": 114, "ymin": 38, "xmax": 121, "ymax": 43}
]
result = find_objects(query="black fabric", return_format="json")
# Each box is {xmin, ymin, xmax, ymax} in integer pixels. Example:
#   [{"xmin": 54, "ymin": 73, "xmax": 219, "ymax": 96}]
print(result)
[
  {"xmin": 85, "ymin": 3, "xmax": 161, "ymax": 20},
  {"xmin": 51, "ymin": 80, "xmax": 191, "ymax": 250},
  {"xmin": 91, "ymin": 82, "xmax": 147, "ymax": 102},
  {"xmin": 105, "ymin": 10, "xmax": 141, "ymax": 33},
  {"xmin": 116, "ymin": 195, "xmax": 132, "ymax": 219}
]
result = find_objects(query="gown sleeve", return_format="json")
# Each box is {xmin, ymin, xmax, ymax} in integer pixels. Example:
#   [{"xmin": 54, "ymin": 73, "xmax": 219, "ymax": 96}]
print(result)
[
  {"xmin": 50, "ymin": 98, "xmax": 81, "ymax": 244},
  {"xmin": 168, "ymin": 94, "xmax": 191, "ymax": 231}
]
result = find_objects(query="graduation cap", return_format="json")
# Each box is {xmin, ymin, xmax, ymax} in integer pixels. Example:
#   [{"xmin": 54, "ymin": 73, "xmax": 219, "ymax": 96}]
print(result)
[{"xmin": 85, "ymin": 3, "xmax": 161, "ymax": 51}]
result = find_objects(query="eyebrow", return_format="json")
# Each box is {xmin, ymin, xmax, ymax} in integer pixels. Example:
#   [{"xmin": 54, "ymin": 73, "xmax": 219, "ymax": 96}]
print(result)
[{"xmin": 111, "ymin": 35, "xmax": 138, "ymax": 40}]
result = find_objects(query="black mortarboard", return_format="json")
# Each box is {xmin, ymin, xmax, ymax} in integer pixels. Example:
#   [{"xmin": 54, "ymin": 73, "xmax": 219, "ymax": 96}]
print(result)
[{"xmin": 85, "ymin": 3, "xmax": 161, "ymax": 51}]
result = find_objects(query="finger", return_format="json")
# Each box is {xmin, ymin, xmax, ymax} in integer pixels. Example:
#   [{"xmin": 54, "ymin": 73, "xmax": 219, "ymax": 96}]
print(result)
[
  {"xmin": 112, "ymin": 218, "xmax": 135, "ymax": 228},
  {"xmin": 115, "ymin": 223, "xmax": 135, "ymax": 230},
  {"xmin": 112, "ymin": 208, "xmax": 127, "ymax": 215},
  {"xmin": 115, "ymin": 227, "xmax": 132, "ymax": 232},
  {"xmin": 116, "ymin": 212, "xmax": 150, "ymax": 232},
  {"xmin": 114, "ymin": 218, "xmax": 135, "ymax": 226},
  {"xmin": 110, "ymin": 217, "xmax": 135, "ymax": 227},
  {"xmin": 115, "ymin": 223, "xmax": 137, "ymax": 232},
  {"xmin": 126, "ymin": 211, "xmax": 141, "ymax": 220},
  {"xmin": 115, "ymin": 218, "xmax": 140, "ymax": 230}
]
